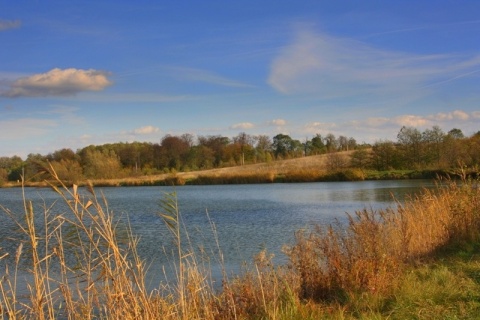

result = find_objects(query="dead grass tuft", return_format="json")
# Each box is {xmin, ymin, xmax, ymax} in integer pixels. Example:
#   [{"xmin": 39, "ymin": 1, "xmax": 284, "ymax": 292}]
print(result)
[{"xmin": 284, "ymin": 177, "xmax": 480, "ymax": 303}]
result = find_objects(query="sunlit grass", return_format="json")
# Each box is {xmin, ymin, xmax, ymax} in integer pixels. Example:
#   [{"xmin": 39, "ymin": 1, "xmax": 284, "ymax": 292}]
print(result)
[{"xmin": 0, "ymin": 165, "xmax": 479, "ymax": 318}]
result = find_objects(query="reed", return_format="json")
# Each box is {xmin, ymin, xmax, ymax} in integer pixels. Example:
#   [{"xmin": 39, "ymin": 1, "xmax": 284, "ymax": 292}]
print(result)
[
  {"xmin": 284, "ymin": 176, "xmax": 480, "ymax": 305},
  {"xmin": 0, "ymin": 168, "xmax": 174, "ymax": 318},
  {"xmin": 0, "ymin": 165, "xmax": 479, "ymax": 319}
]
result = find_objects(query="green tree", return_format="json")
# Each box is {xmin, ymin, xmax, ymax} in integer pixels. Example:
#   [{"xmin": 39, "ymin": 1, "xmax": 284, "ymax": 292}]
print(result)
[
  {"xmin": 47, "ymin": 148, "xmax": 77, "ymax": 162},
  {"xmin": 290, "ymin": 138, "xmax": 304, "ymax": 157},
  {"xmin": 272, "ymin": 134, "xmax": 292, "ymax": 159},
  {"xmin": 0, "ymin": 168, "xmax": 7, "ymax": 185},
  {"xmin": 255, "ymin": 135, "xmax": 272, "ymax": 162},
  {"xmin": 324, "ymin": 133, "xmax": 337, "ymax": 152},
  {"xmin": 467, "ymin": 132, "xmax": 480, "ymax": 167},
  {"xmin": 397, "ymin": 126, "xmax": 423, "ymax": 168},
  {"xmin": 309, "ymin": 134, "xmax": 326, "ymax": 155},
  {"xmin": 197, "ymin": 135, "xmax": 230, "ymax": 167},
  {"xmin": 0, "ymin": 156, "xmax": 23, "ymax": 181},
  {"xmin": 448, "ymin": 128, "xmax": 464, "ymax": 139},
  {"xmin": 81, "ymin": 148, "xmax": 123, "ymax": 179},
  {"xmin": 347, "ymin": 137, "xmax": 357, "ymax": 151},
  {"xmin": 192, "ymin": 145, "xmax": 215, "ymax": 169},
  {"xmin": 371, "ymin": 140, "xmax": 399, "ymax": 170},
  {"xmin": 232, "ymin": 132, "xmax": 256, "ymax": 165},
  {"xmin": 422, "ymin": 125, "xmax": 445, "ymax": 167},
  {"xmin": 24, "ymin": 153, "xmax": 48, "ymax": 182},
  {"xmin": 338, "ymin": 135, "xmax": 349, "ymax": 151},
  {"xmin": 160, "ymin": 135, "xmax": 190, "ymax": 170},
  {"xmin": 50, "ymin": 159, "xmax": 84, "ymax": 183},
  {"xmin": 350, "ymin": 149, "xmax": 371, "ymax": 169}
]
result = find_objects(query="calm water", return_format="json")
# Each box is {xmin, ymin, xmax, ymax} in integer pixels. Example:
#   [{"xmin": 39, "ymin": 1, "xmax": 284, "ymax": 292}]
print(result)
[{"xmin": 0, "ymin": 180, "xmax": 435, "ymax": 288}]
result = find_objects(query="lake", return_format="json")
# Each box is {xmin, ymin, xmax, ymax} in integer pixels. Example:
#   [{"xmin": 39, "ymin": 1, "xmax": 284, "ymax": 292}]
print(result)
[{"xmin": 0, "ymin": 179, "xmax": 435, "ymax": 289}]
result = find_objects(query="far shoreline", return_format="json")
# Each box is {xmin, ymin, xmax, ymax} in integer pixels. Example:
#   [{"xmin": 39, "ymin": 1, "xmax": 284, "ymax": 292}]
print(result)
[{"xmin": 0, "ymin": 167, "xmax": 462, "ymax": 189}]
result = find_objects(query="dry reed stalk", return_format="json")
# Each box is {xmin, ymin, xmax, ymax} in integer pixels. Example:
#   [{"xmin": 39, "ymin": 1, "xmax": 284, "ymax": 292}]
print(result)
[
  {"xmin": 0, "ymin": 166, "xmax": 179, "ymax": 319},
  {"xmin": 0, "ymin": 165, "xmax": 229, "ymax": 319},
  {"xmin": 285, "ymin": 177, "xmax": 480, "ymax": 302}
]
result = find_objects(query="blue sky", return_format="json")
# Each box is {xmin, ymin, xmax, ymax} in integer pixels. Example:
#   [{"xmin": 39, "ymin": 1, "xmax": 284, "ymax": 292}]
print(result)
[{"xmin": 1, "ymin": 1, "xmax": 480, "ymax": 158}]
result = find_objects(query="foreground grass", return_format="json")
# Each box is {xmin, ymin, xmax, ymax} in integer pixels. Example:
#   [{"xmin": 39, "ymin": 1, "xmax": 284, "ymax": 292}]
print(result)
[
  {"xmin": 0, "ymin": 166, "xmax": 479, "ymax": 319},
  {"xmin": 269, "ymin": 254, "xmax": 480, "ymax": 320},
  {"xmin": 302, "ymin": 247, "xmax": 480, "ymax": 319}
]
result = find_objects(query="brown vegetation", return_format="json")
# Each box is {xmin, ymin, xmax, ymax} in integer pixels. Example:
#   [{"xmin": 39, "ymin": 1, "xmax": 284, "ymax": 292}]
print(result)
[{"xmin": 0, "ymin": 165, "xmax": 479, "ymax": 318}]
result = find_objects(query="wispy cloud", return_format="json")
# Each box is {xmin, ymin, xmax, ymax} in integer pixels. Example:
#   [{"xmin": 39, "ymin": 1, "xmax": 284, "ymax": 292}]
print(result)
[
  {"xmin": 347, "ymin": 109, "xmax": 477, "ymax": 130},
  {"xmin": 1, "ymin": 68, "xmax": 112, "ymax": 98},
  {"xmin": 131, "ymin": 125, "xmax": 160, "ymax": 135},
  {"xmin": 45, "ymin": 106, "xmax": 86, "ymax": 125},
  {"xmin": 299, "ymin": 109, "xmax": 480, "ymax": 142},
  {"xmin": 427, "ymin": 110, "xmax": 470, "ymax": 121},
  {"xmin": 303, "ymin": 121, "xmax": 336, "ymax": 131},
  {"xmin": 77, "ymin": 92, "xmax": 191, "ymax": 103},
  {"xmin": 267, "ymin": 119, "xmax": 287, "ymax": 126},
  {"xmin": 268, "ymin": 29, "xmax": 480, "ymax": 98},
  {"xmin": 166, "ymin": 66, "xmax": 254, "ymax": 88},
  {"xmin": 230, "ymin": 122, "xmax": 254, "ymax": 130},
  {"xmin": 0, "ymin": 19, "xmax": 21, "ymax": 31},
  {"xmin": 422, "ymin": 68, "xmax": 480, "ymax": 88},
  {"xmin": 0, "ymin": 118, "xmax": 57, "ymax": 141},
  {"xmin": 364, "ymin": 19, "xmax": 480, "ymax": 39}
]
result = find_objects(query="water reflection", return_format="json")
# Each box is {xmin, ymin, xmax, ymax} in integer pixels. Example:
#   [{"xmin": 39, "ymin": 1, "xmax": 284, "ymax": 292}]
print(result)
[{"xmin": 0, "ymin": 180, "xmax": 435, "ymax": 288}]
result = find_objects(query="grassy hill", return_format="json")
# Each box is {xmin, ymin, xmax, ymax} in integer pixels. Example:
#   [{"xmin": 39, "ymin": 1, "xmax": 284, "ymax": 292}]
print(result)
[
  {"xmin": 91, "ymin": 151, "xmax": 363, "ymax": 186},
  {"xmin": 4, "ymin": 150, "xmax": 453, "ymax": 188}
]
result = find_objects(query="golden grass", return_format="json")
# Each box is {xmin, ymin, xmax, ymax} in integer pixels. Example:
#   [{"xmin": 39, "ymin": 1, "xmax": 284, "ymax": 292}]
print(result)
[
  {"xmin": 284, "ymin": 177, "xmax": 480, "ymax": 304},
  {"xmin": 0, "ymin": 165, "xmax": 479, "ymax": 319}
]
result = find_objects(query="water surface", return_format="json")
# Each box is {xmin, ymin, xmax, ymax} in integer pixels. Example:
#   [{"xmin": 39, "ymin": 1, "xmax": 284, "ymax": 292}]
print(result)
[{"xmin": 0, "ymin": 180, "xmax": 435, "ymax": 287}]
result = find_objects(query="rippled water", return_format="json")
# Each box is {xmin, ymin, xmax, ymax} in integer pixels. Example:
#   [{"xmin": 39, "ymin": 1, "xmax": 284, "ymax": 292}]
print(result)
[{"xmin": 0, "ymin": 180, "xmax": 435, "ymax": 289}]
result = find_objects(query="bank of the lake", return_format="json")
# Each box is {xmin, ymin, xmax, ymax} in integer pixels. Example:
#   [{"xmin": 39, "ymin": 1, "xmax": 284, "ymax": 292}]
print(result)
[
  {"xmin": 0, "ymin": 166, "xmax": 460, "ymax": 189},
  {"xmin": 1, "ymin": 150, "xmax": 471, "ymax": 189}
]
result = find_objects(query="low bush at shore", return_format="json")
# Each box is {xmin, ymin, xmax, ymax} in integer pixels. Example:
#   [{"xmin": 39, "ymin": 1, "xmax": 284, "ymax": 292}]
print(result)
[{"xmin": 0, "ymin": 167, "xmax": 479, "ymax": 318}]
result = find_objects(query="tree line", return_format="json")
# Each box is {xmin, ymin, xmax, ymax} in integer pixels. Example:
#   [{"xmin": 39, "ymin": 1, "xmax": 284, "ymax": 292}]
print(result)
[{"xmin": 0, "ymin": 126, "xmax": 478, "ymax": 184}]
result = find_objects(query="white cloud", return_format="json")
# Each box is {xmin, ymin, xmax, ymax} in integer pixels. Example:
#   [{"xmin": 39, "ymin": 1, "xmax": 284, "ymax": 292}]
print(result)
[
  {"xmin": 1, "ymin": 68, "xmax": 112, "ymax": 97},
  {"xmin": 0, "ymin": 19, "xmax": 21, "ymax": 31},
  {"xmin": 429, "ymin": 110, "xmax": 471, "ymax": 121},
  {"xmin": 393, "ymin": 115, "xmax": 429, "ymax": 127},
  {"xmin": 431, "ymin": 112, "xmax": 453, "ymax": 121},
  {"xmin": 452, "ymin": 110, "xmax": 470, "ymax": 120},
  {"xmin": 132, "ymin": 125, "xmax": 160, "ymax": 135},
  {"xmin": 231, "ymin": 122, "xmax": 254, "ymax": 130},
  {"xmin": 359, "ymin": 110, "xmax": 478, "ymax": 130},
  {"xmin": 268, "ymin": 119, "xmax": 287, "ymax": 126},
  {"xmin": 268, "ymin": 29, "xmax": 480, "ymax": 98},
  {"xmin": 303, "ymin": 121, "xmax": 336, "ymax": 135},
  {"xmin": 364, "ymin": 117, "xmax": 390, "ymax": 127},
  {"xmin": 79, "ymin": 134, "xmax": 92, "ymax": 140}
]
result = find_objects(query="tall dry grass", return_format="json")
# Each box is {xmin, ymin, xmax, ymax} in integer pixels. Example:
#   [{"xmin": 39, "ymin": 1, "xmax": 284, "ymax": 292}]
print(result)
[
  {"xmin": 0, "ymin": 170, "xmax": 173, "ymax": 319},
  {"xmin": 0, "ymin": 166, "xmax": 289, "ymax": 319},
  {"xmin": 0, "ymin": 164, "xmax": 479, "ymax": 319},
  {"xmin": 284, "ymin": 176, "xmax": 480, "ymax": 302}
]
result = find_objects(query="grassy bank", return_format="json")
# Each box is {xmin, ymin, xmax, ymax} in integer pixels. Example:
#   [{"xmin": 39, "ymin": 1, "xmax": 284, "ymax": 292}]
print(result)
[
  {"xmin": 0, "ymin": 168, "xmax": 479, "ymax": 318},
  {"xmin": 2, "ymin": 152, "xmax": 467, "ymax": 188},
  {"xmin": 68, "ymin": 168, "xmax": 455, "ymax": 187},
  {"xmin": 1, "ymin": 168, "xmax": 455, "ymax": 188}
]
